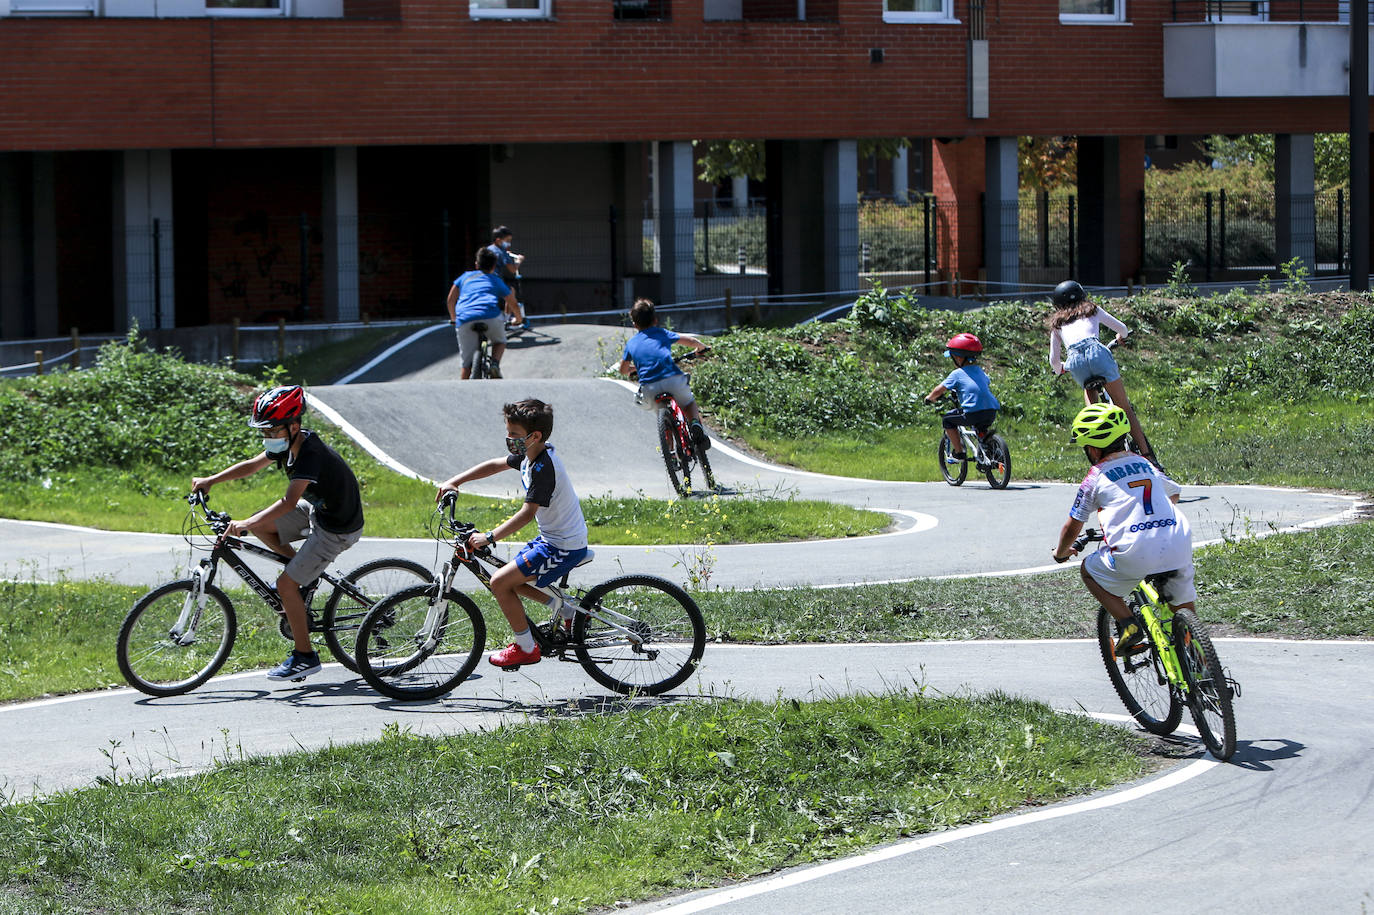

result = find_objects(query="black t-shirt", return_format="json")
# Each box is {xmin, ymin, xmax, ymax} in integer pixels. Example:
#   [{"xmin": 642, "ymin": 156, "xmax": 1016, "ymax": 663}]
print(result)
[{"xmin": 275, "ymin": 431, "xmax": 364, "ymax": 534}]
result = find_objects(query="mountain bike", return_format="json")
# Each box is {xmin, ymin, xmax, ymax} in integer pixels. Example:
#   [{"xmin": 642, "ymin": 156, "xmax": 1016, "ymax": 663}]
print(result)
[
  {"xmin": 932, "ymin": 393, "xmax": 1011, "ymax": 489},
  {"xmin": 355, "ymin": 493, "xmax": 707, "ymax": 701},
  {"xmin": 115, "ymin": 492, "xmax": 430, "ymax": 697},
  {"xmin": 635, "ymin": 350, "xmax": 715, "ymax": 497},
  {"xmin": 1074, "ymin": 528, "xmax": 1239, "ymax": 761}
]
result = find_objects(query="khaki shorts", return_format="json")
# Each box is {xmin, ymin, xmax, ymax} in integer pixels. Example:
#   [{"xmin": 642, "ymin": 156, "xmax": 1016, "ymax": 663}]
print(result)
[
  {"xmin": 636, "ymin": 373, "xmax": 694, "ymax": 410},
  {"xmin": 455, "ymin": 318, "xmax": 507, "ymax": 370},
  {"xmin": 274, "ymin": 502, "xmax": 362, "ymax": 584},
  {"xmin": 1082, "ymin": 546, "xmax": 1198, "ymax": 605}
]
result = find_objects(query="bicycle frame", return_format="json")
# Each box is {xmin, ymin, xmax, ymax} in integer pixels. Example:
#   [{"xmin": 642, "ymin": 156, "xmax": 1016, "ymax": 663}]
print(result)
[
  {"xmin": 1129, "ymin": 579, "xmax": 1189, "ymax": 692},
  {"xmin": 943, "ymin": 394, "xmax": 994, "ymax": 464},
  {"xmin": 656, "ymin": 393, "xmax": 694, "ymax": 459}
]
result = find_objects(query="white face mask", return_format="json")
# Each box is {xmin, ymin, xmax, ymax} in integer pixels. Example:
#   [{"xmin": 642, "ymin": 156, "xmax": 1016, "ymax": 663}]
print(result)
[{"xmin": 263, "ymin": 437, "xmax": 290, "ymax": 455}]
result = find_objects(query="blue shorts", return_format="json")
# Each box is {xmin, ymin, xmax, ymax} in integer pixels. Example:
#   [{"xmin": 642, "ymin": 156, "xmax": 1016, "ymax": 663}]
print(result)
[
  {"xmin": 1065, "ymin": 339, "xmax": 1121, "ymax": 386},
  {"xmin": 514, "ymin": 535, "xmax": 590, "ymax": 587}
]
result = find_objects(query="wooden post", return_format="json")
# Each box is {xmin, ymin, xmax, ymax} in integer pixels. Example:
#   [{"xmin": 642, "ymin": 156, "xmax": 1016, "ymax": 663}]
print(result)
[
  {"xmin": 70, "ymin": 328, "xmax": 80, "ymax": 369},
  {"xmin": 362, "ymin": 312, "xmax": 370, "ymax": 326},
  {"xmin": 752, "ymin": 295, "xmax": 762, "ymax": 324},
  {"xmin": 724, "ymin": 287, "xmax": 734, "ymax": 328},
  {"xmin": 232, "ymin": 318, "xmax": 241, "ymax": 365},
  {"xmin": 34, "ymin": 350, "xmax": 43, "ymax": 376},
  {"xmin": 277, "ymin": 318, "xmax": 286, "ymax": 362},
  {"xmin": 1127, "ymin": 279, "xmax": 1134, "ymax": 297},
  {"xmin": 953, "ymin": 272, "xmax": 961, "ymax": 298}
]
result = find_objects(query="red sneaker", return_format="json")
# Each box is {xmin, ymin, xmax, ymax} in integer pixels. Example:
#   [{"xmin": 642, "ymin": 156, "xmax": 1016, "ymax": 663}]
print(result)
[{"xmin": 489, "ymin": 643, "xmax": 541, "ymax": 669}]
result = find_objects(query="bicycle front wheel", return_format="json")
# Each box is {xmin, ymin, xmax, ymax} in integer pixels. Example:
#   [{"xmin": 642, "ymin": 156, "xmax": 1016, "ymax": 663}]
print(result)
[
  {"xmin": 1096, "ymin": 607, "xmax": 1182, "ymax": 736},
  {"xmin": 574, "ymin": 575, "xmax": 706, "ymax": 695},
  {"xmin": 1173, "ymin": 609, "xmax": 1237, "ymax": 761},
  {"xmin": 322, "ymin": 558, "xmax": 433, "ymax": 673},
  {"xmin": 356, "ymin": 584, "xmax": 486, "ymax": 700},
  {"xmin": 982, "ymin": 433, "xmax": 1011, "ymax": 490},
  {"xmin": 658, "ymin": 408, "xmax": 688, "ymax": 496},
  {"xmin": 117, "ymin": 580, "xmax": 237, "ymax": 697},
  {"xmin": 696, "ymin": 442, "xmax": 717, "ymax": 493},
  {"xmin": 937, "ymin": 437, "xmax": 967, "ymax": 486}
]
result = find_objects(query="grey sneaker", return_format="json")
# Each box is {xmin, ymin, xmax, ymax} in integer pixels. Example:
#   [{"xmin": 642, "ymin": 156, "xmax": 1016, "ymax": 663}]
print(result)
[{"xmin": 267, "ymin": 650, "xmax": 322, "ymax": 681}]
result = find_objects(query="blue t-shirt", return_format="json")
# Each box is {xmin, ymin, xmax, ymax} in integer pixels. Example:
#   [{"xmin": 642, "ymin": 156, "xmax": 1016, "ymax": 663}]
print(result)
[
  {"xmin": 942, "ymin": 364, "xmax": 1000, "ymax": 413},
  {"xmin": 452, "ymin": 271, "xmax": 510, "ymax": 324},
  {"xmin": 486, "ymin": 243, "xmax": 516, "ymax": 277},
  {"xmin": 623, "ymin": 327, "xmax": 683, "ymax": 384}
]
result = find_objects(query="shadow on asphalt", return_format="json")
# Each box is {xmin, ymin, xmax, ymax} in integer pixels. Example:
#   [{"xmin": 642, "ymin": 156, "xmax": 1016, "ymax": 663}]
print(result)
[
  {"xmin": 371, "ymin": 690, "xmax": 712, "ymax": 718},
  {"xmin": 1227, "ymin": 738, "xmax": 1305, "ymax": 772}
]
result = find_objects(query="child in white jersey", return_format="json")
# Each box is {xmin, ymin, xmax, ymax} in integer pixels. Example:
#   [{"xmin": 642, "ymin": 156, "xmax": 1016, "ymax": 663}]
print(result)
[
  {"xmin": 1046, "ymin": 279, "xmax": 1158, "ymax": 468},
  {"xmin": 1052, "ymin": 403, "xmax": 1195, "ymax": 653},
  {"xmin": 436, "ymin": 398, "xmax": 589, "ymax": 669}
]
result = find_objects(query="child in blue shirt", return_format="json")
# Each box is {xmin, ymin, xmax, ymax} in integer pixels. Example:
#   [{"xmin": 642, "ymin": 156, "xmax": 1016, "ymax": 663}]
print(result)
[
  {"xmin": 922, "ymin": 332, "xmax": 1001, "ymax": 461},
  {"xmin": 617, "ymin": 298, "xmax": 711, "ymax": 448}
]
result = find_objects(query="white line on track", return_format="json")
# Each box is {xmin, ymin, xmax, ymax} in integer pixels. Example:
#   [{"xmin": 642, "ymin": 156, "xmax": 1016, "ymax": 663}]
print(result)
[{"xmin": 334, "ymin": 323, "xmax": 449, "ymax": 385}]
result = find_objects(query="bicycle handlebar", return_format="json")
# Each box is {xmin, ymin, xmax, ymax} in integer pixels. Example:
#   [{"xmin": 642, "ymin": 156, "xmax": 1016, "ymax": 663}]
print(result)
[
  {"xmin": 1072, "ymin": 528, "xmax": 1104, "ymax": 552},
  {"xmin": 186, "ymin": 490, "xmax": 231, "ymax": 533}
]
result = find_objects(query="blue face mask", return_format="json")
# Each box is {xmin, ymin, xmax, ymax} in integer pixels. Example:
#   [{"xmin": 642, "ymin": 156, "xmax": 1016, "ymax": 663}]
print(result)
[
  {"xmin": 499, "ymin": 240, "xmax": 511, "ymax": 250},
  {"xmin": 263, "ymin": 437, "xmax": 290, "ymax": 455}
]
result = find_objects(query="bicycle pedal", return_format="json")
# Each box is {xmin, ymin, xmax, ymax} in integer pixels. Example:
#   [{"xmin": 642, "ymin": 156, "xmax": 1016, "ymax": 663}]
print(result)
[
  {"xmin": 290, "ymin": 676, "xmax": 307, "ymax": 683},
  {"xmin": 500, "ymin": 664, "xmax": 522, "ymax": 672}
]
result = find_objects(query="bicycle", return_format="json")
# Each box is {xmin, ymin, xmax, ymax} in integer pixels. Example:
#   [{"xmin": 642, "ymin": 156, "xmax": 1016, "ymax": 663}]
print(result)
[
  {"xmin": 115, "ymin": 492, "xmax": 431, "ymax": 696},
  {"xmin": 1073, "ymin": 528, "xmax": 1239, "ymax": 761},
  {"xmin": 469, "ymin": 321, "xmax": 497, "ymax": 380},
  {"xmin": 354, "ymin": 493, "xmax": 707, "ymax": 701},
  {"xmin": 634, "ymin": 350, "xmax": 716, "ymax": 497},
  {"xmin": 932, "ymin": 393, "xmax": 1011, "ymax": 489},
  {"xmin": 1079, "ymin": 340, "xmax": 1159, "ymax": 467}
]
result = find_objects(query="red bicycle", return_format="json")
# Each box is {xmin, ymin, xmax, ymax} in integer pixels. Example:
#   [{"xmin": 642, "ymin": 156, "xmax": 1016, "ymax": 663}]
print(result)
[{"xmin": 636, "ymin": 351, "xmax": 715, "ymax": 497}]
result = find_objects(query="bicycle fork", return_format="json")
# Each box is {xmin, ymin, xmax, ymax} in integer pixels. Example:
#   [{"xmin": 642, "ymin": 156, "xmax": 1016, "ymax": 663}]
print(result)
[{"xmin": 171, "ymin": 558, "xmax": 213, "ymax": 645}]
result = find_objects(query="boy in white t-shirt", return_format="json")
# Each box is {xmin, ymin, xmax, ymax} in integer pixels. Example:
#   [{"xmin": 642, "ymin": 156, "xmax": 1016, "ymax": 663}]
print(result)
[
  {"xmin": 436, "ymin": 398, "xmax": 589, "ymax": 669},
  {"xmin": 1052, "ymin": 403, "xmax": 1195, "ymax": 652}
]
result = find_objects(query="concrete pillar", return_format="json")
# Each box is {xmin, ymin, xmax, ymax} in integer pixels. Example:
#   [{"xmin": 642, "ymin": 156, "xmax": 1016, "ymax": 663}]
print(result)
[
  {"xmin": 656, "ymin": 141, "xmax": 696, "ymax": 305},
  {"xmin": 0, "ymin": 153, "xmax": 26, "ymax": 339},
  {"xmin": 112, "ymin": 149, "xmax": 175, "ymax": 332},
  {"xmin": 930, "ymin": 138, "xmax": 985, "ymax": 285},
  {"xmin": 1275, "ymin": 133, "xmax": 1316, "ymax": 272},
  {"xmin": 1118, "ymin": 136, "xmax": 1145, "ymax": 281},
  {"xmin": 892, "ymin": 146, "xmax": 909, "ymax": 203},
  {"xmin": 731, "ymin": 175, "xmax": 749, "ymax": 209},
  {"xmin": 1077, "ymin": 136, "xmax": 1121, "ymax": 286},
  {"xmin": 823, "ymin": 139, "xmax": 859, "ymax": 293},
  {"xmin": 322, "ymin": 146, "xmax": 359, "ymax": 322},
  {"xmin": 983, "ymin": 137, "xmax": 1019, "ymax": 289}
]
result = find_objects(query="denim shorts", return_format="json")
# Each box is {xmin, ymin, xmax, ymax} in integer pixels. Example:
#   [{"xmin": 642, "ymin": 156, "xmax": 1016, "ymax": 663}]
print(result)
[{"xmin": 1065, "ymin": 339, "xmax": 1121, "ymax": 386}]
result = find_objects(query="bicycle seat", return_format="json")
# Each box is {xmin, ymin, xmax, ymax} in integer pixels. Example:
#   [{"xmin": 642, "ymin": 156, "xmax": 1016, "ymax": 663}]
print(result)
[
  {"xmin": 472, "ymin": 321, "xmax": 488, "ymax": 334},
  {"xmin": 1083, "ymin": 374, "xmax": 1108, "ymax": 389},
  {"xmin": 1144, "ymin": 569, "xmax": 1178, "ymax": 588},
  {"xmin": 575, "ymin": 550, "xmax": 595, "ymax": 568}
]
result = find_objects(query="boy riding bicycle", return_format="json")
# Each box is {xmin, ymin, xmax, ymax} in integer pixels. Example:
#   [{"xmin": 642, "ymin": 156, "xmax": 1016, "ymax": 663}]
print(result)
[
  {"xmin": 922, "ymin": 333, "xmax": 1000, "ymax": 463},
  {"xmin": 618, "ymin": 298, "xmax": 711, "ymax": 450},
  {"xmin": 1052, "ymin": 403, "xmax": 1196, "ymax": 652},
  {"xmin": 435, "ymin": 398, "xmax": 589, "ymax": 669},
  {"xmin": 191, "ymin": 384, "xmax": 365, "ymax": 681}
]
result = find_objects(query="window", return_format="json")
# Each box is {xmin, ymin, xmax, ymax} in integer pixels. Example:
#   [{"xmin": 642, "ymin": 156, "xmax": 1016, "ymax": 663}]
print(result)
[
  {"xmin": 1060, "ymin": 0, "xmax": 1127, "ymax": 23},
  {"xmin": 883, "ymin": 0, "xmax": 955, "ymax": 22},
  {"xmin": 615, "ymin": 0, "xmax": 669, "ymax": 19},
  {"xmin": 470, "ymin": 0, "xmax": 551, "ymax": 19},
  {"xmin": 209, "ymin": 0, "xmax": 285, "ymax": 14}
]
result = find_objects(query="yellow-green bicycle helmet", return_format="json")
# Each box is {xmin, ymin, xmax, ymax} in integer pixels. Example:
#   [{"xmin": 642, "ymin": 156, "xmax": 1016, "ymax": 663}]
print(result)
[{"xmin": 1070, "ymin": 403, "xmax": 1131, "ymax": 447}]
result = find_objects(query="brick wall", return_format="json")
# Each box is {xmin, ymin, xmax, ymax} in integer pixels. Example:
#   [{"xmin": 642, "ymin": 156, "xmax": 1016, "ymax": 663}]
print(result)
[{"xmin": 0, "ymin": 1, "xmax": 1363, "ymax": 152}]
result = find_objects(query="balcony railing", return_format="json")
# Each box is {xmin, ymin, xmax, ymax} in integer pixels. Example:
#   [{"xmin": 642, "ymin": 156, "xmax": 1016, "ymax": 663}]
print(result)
[{"xmin": 1171, "ymin": 1, "xmax": 1374, "ymax": 21}]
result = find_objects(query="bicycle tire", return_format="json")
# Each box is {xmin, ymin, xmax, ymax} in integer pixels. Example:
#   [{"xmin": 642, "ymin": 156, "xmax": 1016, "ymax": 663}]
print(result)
[
  {"xmin": 696, "ymin": 444, "xmax": 717, "ymax": 493},
  {"xmin": 472, "ymin": 339, "xmax": 490, "ymax": 380},
  {"xmin": 938, "ymin": 436, "xmax": 968, "ymax": 486},
  {"xmin": 356, "ymin": 584, "xmax": 486, "ymax": 700},
  {"xmin": 1172, "ymin": 608, "xmax": 1237, "ymax": 761},
  {"xmin": 573, "ymin": 574, "xmax": 706, "ymax": 695},
  {"xmin": 658, "ymin": 408, "xmax": 687, "ymax": 496},
  {"xmin": 982, "ymin": 433, "xmax": 1012, "ymax": 490},
  {"xmin": 1096, "ymin": 606, "xmax": 1183, "ymax": 736},
  {"xmin": 322, "ymin": 558, "xmax": 433, "ymax": 673},
  {"xmin": 117, "ymin": 579, "xmax": 237, "ymax": 697}
]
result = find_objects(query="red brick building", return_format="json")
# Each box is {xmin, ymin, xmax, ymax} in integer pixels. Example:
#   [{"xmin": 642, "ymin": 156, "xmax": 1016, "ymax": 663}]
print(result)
[{"xmin": 0, "ymin": 0, "xmax": 1367, "ymax": 338}]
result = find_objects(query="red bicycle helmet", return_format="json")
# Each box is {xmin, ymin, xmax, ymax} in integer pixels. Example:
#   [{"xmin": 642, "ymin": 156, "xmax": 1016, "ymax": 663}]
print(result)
[
  {"xmin": 249, "ymin": 385, "xmax": 306, "ymax": 429},
  {"xmin": 945, "ymin": 333, "xmax": 983, "ymax": 354}
]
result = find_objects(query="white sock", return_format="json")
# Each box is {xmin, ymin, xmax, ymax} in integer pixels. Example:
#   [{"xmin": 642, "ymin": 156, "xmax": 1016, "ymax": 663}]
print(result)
[
  {"xmin": 547, "ymin": 594, "xmax": 574, "ymax": 619},
  {"xmin": 513, "ymin": 628, "xmax": 536, "ymax": 652}
]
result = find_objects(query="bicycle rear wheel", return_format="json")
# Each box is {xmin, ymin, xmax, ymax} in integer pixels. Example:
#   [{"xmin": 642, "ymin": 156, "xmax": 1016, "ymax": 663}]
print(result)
[
  {"xmin": 658, "ymin": 408, "xmax": 689, "ymax": 496},
  {"xmin": 937, "ymin": 437, "xmax": 967, "ymax": 486},
  {"xmin": 472, "ymin": 340, "xmax": 490, "ymax": 379},
  {"xmin": 322, "ymin": 558, "xmax": 433, "ymax": 673},
  {"xmin": 1096, "ymin": 606, "xmax": 1182, "ymax": 736},
  {"xmin": 981, "ymin": 433, "xmax": 1011, "ymax": 490},
  {"xmin": 356, "ymin": 584, "xmax": 486, "ymax": 700},
  {"xmin": 573, "ymin": 575, "xmax": 706, "ymax": 695},
  {"xmin": 1173, "ymin": 609, "xmax": 1237, "ymax": 761},
  {"xmin": 117, "ymin": 580, "xmax": 237, "ymax": 697}
]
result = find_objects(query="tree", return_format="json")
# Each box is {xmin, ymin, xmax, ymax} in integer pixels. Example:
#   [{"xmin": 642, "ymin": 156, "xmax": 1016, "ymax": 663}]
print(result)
[
  {"xmin": 1203, "ymin": 133, "xmax": 1349, "ymax": 189},
  {"xmin": 694, "ymin": 138, "xmax": 913, "ymax": 183},
  {"xmin": 1019, "ymin": 136, "xmax": 1077, "ymax": 191}
]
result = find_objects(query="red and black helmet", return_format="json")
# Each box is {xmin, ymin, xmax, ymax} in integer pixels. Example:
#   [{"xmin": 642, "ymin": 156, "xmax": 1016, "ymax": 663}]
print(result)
[
  {"xmin": 945, "ymin": 332, "xmax": 983, "ymax": 354},
  {"xmin": 248, "ymin": 385, "xmax": 306, "ymax": 430}
]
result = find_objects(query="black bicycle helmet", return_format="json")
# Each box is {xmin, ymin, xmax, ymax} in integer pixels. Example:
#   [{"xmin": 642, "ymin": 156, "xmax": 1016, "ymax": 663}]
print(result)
[{"xmin": 1051, "ymin": 280, "xmax": 1087, "ymax": 308}]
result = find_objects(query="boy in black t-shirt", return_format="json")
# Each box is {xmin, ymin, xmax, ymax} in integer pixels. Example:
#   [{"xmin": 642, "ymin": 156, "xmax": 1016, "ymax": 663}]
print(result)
[{"xmin": 192, "ymin": 385, "xmax": 365, "ymax": 682}]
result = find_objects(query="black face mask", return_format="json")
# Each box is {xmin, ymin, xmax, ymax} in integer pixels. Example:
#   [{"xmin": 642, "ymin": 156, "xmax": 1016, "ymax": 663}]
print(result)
[{"xmin": 506, "ymin": 433, "xmax": 531, "ymax": 456}]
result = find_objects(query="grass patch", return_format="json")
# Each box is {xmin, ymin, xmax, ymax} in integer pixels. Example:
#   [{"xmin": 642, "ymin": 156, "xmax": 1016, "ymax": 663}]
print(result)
[
  {"xmin": 693, "ymin": 288, "xmax": 1374, "ymax": 491},
  {"xmin": 4, "ymin": 520, "xmax": 1366, "ymax": 704},
  {"xmin": 0, "ymin": 692, "xmax": 1150, "ymax": 914},
  {"xmin": 267, "ymin": 324, "xmax": 428, "ymax": 386}
]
